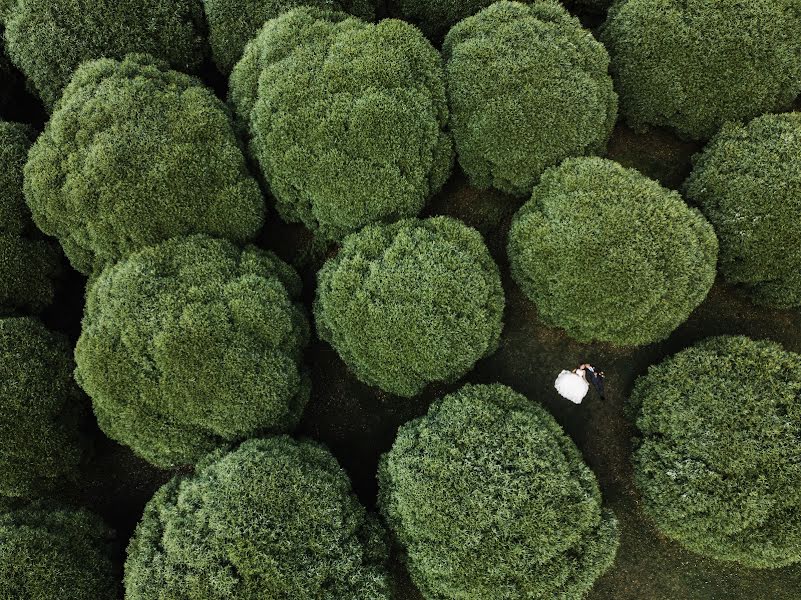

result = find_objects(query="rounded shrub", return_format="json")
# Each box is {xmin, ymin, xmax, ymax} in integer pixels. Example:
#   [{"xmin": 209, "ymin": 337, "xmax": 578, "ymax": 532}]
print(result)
[
  {"xmin": 315, "ymin": 217, "xmax": 504, "ymax": 397},
  {"xmin": 0, "ymin": 121, "xmax": 59, "ymax": 315},
  {"xmin": 443, "ymin": 0, "xmax": 617, "ymax": 197},
  {"xmin": 0, "ymin": 504, "xmax": 117, "ymax": 599},
  {"xmin": 75, "ymin": 235, "xmax": 310, "ymax": 469},
  {"xmin": 508, "ymin": 157, "xmax": 717, "ymax": 346},
  {"xmin": 631, "ymin": 336, "xmax": 801, "ymax": 568},
  {"xmin": 379, "ymin": 383, "xmax": 620, "ymax": 599},
  {"xmin": 229, "ymin": 7, "xmax": 452, "ymax": 241},
  {"xmin": 125, "ymin": 436, "xmax": 391, "ymax": 598},
  {"xmin": 3, "ymin": 0, "xmax": 205, "ymax": 108},
  {"xmin": 24, "ymin": 54, "xmax": 265, "ymax": 275},
  {"xmin": 601, "ymin": 0, "xmax": 801, "ymax": 140},
  {"xmin": 684, "ymin": 113, "xmax": 801, "ymax": 308},
  {"xmin": 0, "ymin": 317, "xmax": 87, "ymax": 498},
  {"xmin": 203, "ymin": 0, "xmax": 375, "ymax": 74}
]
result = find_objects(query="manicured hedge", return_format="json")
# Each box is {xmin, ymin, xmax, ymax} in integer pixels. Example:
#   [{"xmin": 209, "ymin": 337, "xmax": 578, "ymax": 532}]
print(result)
[
  {"xmin": 601, "ymin": 0, "xmax": 801, "ymax": 139},
  {"xmin": 0, "ymin": 121, "xmax": 59, "ymax": 315},
  {"xmin": 632, "ymin": 336, "xmax": 801, "ymax": 568},
  {"xmin": 229, "ymin": 7, "xmax": 452, "ymax": 241},
  {"xmin": 0, "ymin": 317, "xmax": 87, "ymax": 498},
  {"xmin": 508, "ymin": 157, "xmax": 717, "ymax": 346},
  {"xmin": 684, "ymin": 113, "xmax": 801, "ymax": 308},
  {"xmin": 203, "ymin": 0, "xmax": 375, "ymax": 73},
  {"xmin": 2, "ymin": 0, "xmax": 205, "ymax": 108},
  {"xmin": 75, "ymin": 235, "xmax": 310, "ymax": 469},
  {"xmin": 443, "ymin": 1, "xmax": 617, "ymax": 197},
  {"xmin": 0, "ymin": 504, "xmax": 117, "ymax": 599},
  {"xmin": 315, "ymin": 217, "xmax": 504, "ymax": 397},
  {"xmin": 24, "ymin": 54, "xmax": 265, "ymax": 275},
  {"xmin": 379, "ymin": 383, "xmax": 619, "ymax": 598},
  {"xmin": 126, "ymin": 436, "xmax": 391, "ymax": 598}
]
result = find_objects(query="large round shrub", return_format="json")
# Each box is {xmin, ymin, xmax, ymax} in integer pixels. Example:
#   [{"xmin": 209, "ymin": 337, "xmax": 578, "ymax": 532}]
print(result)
[
  {"xmin": 508, "ymin": 157, "xmax": 717, "ymax": 346},
  {"xmin": 601, "ymin": 0, "xmax": 801, "ymax": 139},
  {"xmin": 631, "ymin": 336, "xmax": 801, "ymax": 568},
  {"xmin": 3, "ymin": 0, "xmax": 205, "ymax": 108},
  {"xmin": 0, "ymin": 504, "xmax": 117, "ymax": 599},
  {"xmin": 125, "ymin": 436, "xmax": 390, "ymax": 598},
  {"xmin": 229, "ymin": 8, "xmax": 452, "ymax": 241},
  {"xmin": 0, "ymin": 121, "xmax": 59, "ymax": 315},
  {"xmin": 684, "ymin": 113, "xmax": 801, "ymax": 308},
  {"xmin": 75, "ymin": 235, "xmax": 310, "ymax": 469},
  {"xmin": 443, "ymin": 1, "xmax": 617, "ymax": 197},
  {"xmin": 203, "ymin": 0, "xmax": 375, "ymax": 74},
  {"xmin": 24, "ymin": 54, "xmax": 265, "ymax": 275},
  {"xmin": 0, "ymin": 317, "xmax": 87, "ymax": 498},
  {"xmin": 379, "ymin": 383, "xmax": 620, "ymax": 599},
  {"xmin": 315, "ymin": 217, "xmax": 504, "ymax": 397}
]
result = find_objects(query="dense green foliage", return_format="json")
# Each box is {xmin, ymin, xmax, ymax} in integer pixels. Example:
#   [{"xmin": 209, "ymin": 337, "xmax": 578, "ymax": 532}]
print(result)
[
  {"xmin": 229, "ymin": 8, "xmax": 452, "ymax": 241},
  {"xmin": 315, "ymin": 217, "xmax": 504, "ymax": 397},
  {"xmin": 443, "ymin": 1, "xmax": 616, "ymax": 197},
  {"xmin": 601, "ymin": 0, "xmax": 801, "ymax": 139},
  {"xmin": 508, "ymin": 157, "xmax": 717, "ymax": 346},
  {"xmin": 0, "ymin": 317, "xmax": 86, "ymax": 498},
  {"xmin": 684, "ymin": 113, "xmax": 801, "ymax": 308},
  {"xmin": 75, "ymin": 235, "xmax": 310, "ymax": 469},
  {"xmin": 2, "ymin": 0, "xmax": 205, "ymax": 108},
  {"xmin": 0, "ymin": 121, "xmax": 59, "ymax": 315},
  {"xmin": 126, "ymin": 436, "xmax": 390, "ymax": 598},
  {"xmin": 204, "ymin": 0, "xmax": 375, "ymax": 73},
  {"xmin": 24, "ymin": 54, "xmax": 265, "ymax": 275},
  {"xmin": 0, "ymin": 504, "xmax": 117, "ymax": 599},
  {"xmin": 379, "ymin": 383, "xmax": 620, "ymax": 599},
  {"xmin": 631, "ymin": 336, "xmax": 801, "ymax": 568}
]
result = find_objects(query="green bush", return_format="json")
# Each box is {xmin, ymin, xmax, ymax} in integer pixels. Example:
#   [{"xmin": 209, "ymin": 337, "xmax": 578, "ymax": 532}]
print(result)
[
  {"xmin": 601, "ymin": 0, "xmax": 801, "ymax": 139},
  {"xmin": 0, "ymin": 121, "xmax": 59, "ymax": 315},
  {"xmin": 315, "ymin": 217, "xmax": 504, "ymax": 397},
  {"xmin": 379, "ymin": 383, "xmax": 619, "ymax": 599},
  {"xmin": 229, "ymin": 7, "xmax": 452, "ymax": 241},
  {"xmin": 3, "ymin": 0, "xmax": 205, "ymax": 108},
  {"xmin": 203, "ymin": 0, "xmax": 375, "ymax": 74},
  {"xmin": 631, "ymin": 336, "xmax": 801, "ymax": 568},
  {"xmin": 508, "ymin": 157, "xmax": 717, "ymax": 346},
  {"xmin": 75, "ymin": 235, "xmax": 310, "ymax": 469},
  {"xmin": 0, "ymin": 504, "xmax": 117, "ymax": 599},
  {"xmin": 24, "ymin": 54, "xmax": 265, "ymax": 275},
  {"xmin": 684, "ymin": 113, "xmax": 801, "ymax": 308},
  {"xmin": 125, "ymin": 436, "xmax": 390, "ymax": 598},
  {"xmin": 0, "ymin": 317, "xmax": 87, "ymax": 498},
  {"xmin": 443, "ymin": 1, "xmax": 617, "ymax": 197}
]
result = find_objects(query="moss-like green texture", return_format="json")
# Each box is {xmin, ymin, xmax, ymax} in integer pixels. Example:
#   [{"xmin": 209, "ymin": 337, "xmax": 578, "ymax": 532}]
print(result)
[
  {"xmin": 632, "ymin": 336, "xmax": 801, "ymax": 568},
  {"xmin": 379, "ymin": 383, "xmax": 620, "ymax": 599},
  {"xmin": 125, "ymin": 436, "xmax": 391, "ymax": 598},
  {"xmin": 75, "ymin": 235, "xmax": 310, "ymax": 469}
]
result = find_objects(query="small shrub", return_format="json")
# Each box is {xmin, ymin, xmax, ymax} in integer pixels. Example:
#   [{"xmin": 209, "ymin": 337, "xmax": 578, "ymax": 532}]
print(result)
[
  {"xmin": 0, "ymin": 504, "xmax": 117, "ymax": 599},
  {"xmin": 684, "ymin": 112, "xmax": 801, "ymax": 308},
  {"xmin": 0, "ymin": 121, "xmax": 59, "ymax": 315},
  {"xmin": 631, "ymin": 336, "xmax": 801, "ymax": 568},
  {"xmin": 0, "ymin": 317, "xmax": 87, "ymax": 498},
  {"xmin": 229, "ymin": 7, "xmax": 452, "ymax": 241},
  {"xmin": 203, "ymin": 0, "xmax": 375, "ymax": 73},
  {"xmin": 443, "ymin": 1, "xmax": 617, "ymax": 196},
  {"xmin": 24, "ymin": 54, "xmax": 265, "ymax": 275},
  {"xmin": 508, "ymin": 157, "xmax": 717, "ymax": 346},
  {"xmin": 125, "ymin": 436, "xmax": 391, "ymax": 598},
  {"xmin": 315, "ymin": 217, "xmax": 504, "ymax": 397},
  {"xmin": 3, "ymin": 0, "xmax": 205, "ymax": 108},
  {"xmin": 75, "ymin": 235, "xmax": 310, "ymax": 469},
  {"xmin": 379, "ymin": 383, "xmax": 620, "ymax": 599},
  {"xmin": 601, "ymin": 0, "xmax": 801, "ymax": 139}
]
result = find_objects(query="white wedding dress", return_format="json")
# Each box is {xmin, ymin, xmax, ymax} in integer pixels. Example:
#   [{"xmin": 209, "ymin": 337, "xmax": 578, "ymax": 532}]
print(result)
[{"xmin": 554, "ymin": 369, "xmax": 589, "ymax": 404}]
